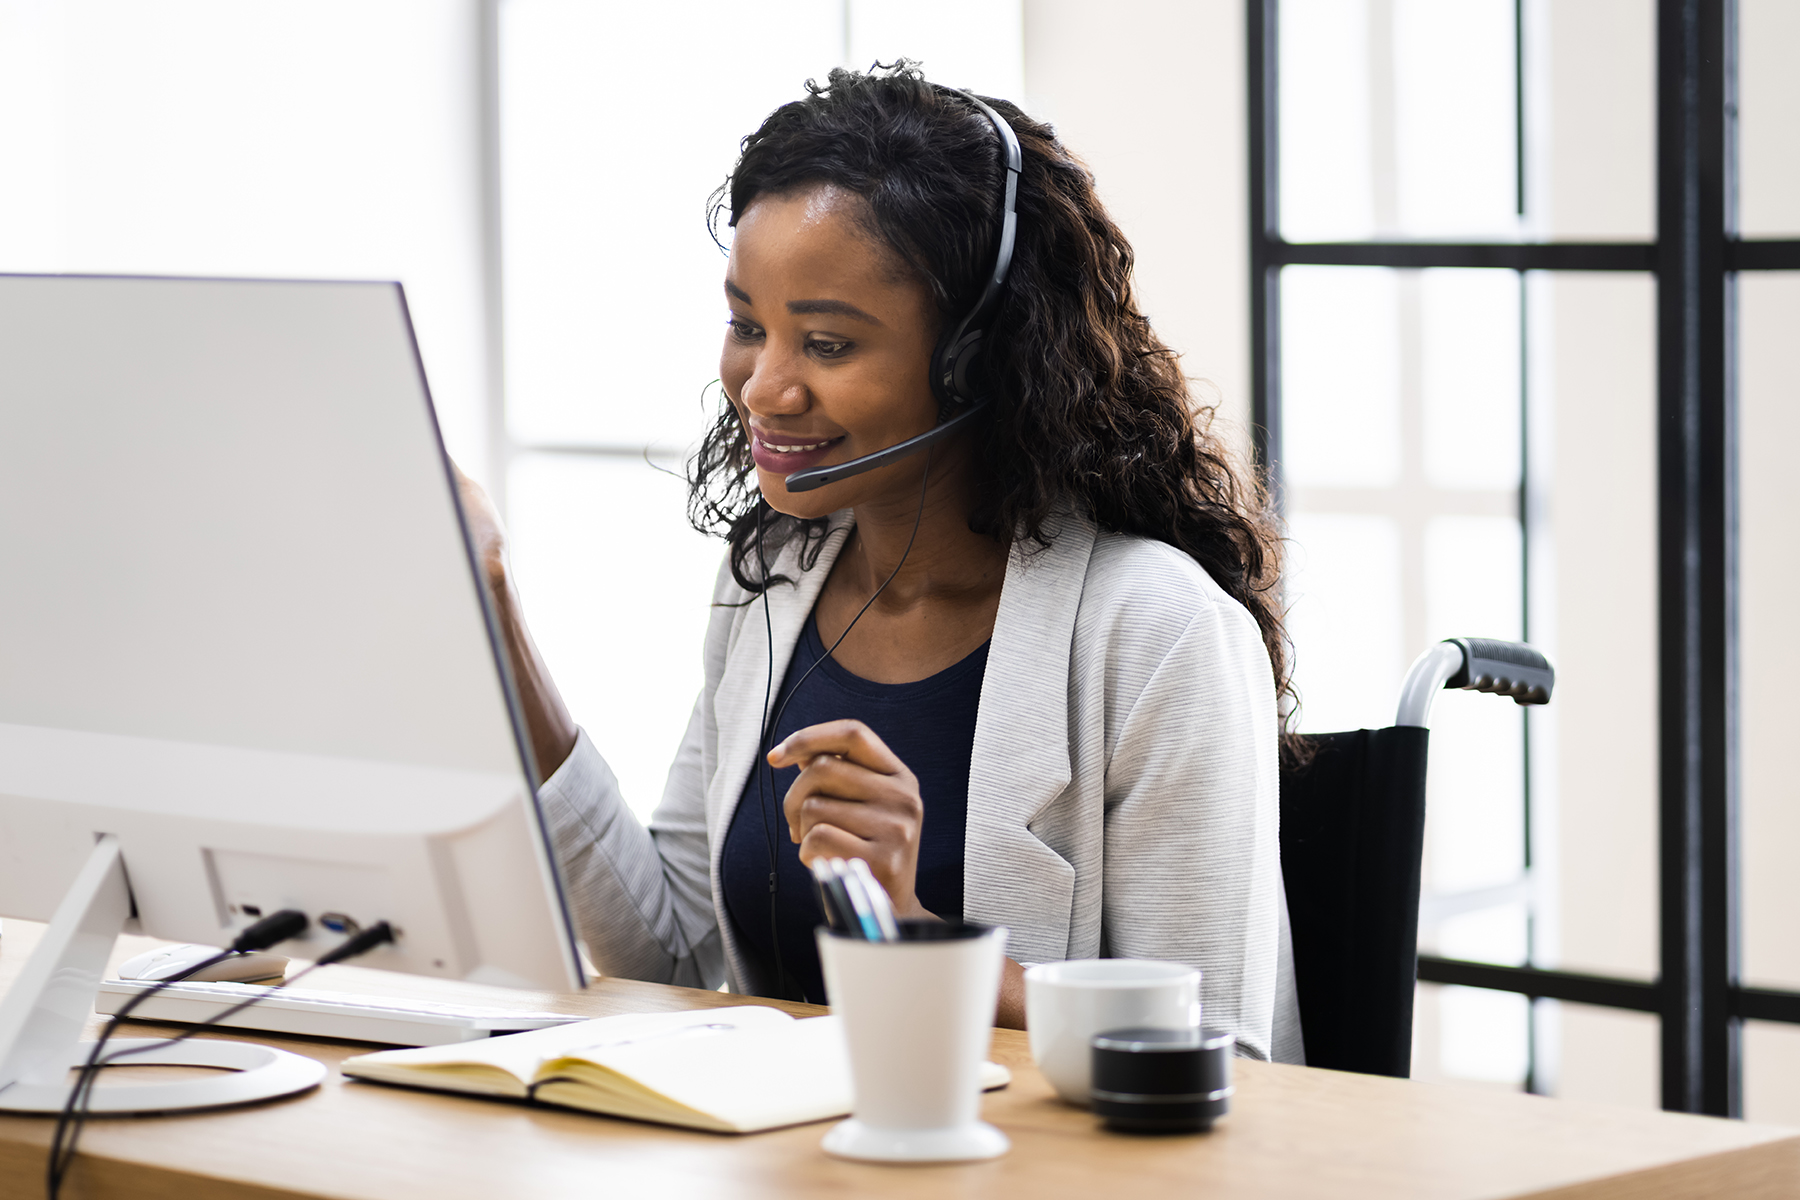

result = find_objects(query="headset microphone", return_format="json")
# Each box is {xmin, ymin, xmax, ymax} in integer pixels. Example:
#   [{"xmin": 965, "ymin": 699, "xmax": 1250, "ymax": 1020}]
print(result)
[
  {"xmin": 782, "ymin": 403, "xmax": 988, "ymax": 493},
  {"xmin": 782, "ymin": 87, "xmax": 1021, "ymax": 495}
]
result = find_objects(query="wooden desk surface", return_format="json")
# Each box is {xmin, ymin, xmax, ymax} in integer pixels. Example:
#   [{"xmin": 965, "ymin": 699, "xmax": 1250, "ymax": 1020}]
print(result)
[{"xmin": 0, "ymin": 921, "xmax": 1794, "ymax": 1200}]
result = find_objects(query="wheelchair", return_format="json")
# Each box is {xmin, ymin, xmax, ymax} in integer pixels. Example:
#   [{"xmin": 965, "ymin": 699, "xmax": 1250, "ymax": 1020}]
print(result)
[{"xmin": 1281, "ymin": 638, "xmax": 1555, "ymax": 1076}]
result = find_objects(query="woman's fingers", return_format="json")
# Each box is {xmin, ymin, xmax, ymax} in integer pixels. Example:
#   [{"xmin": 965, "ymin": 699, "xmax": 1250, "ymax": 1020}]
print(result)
[
  {"xmin": 775, "ymin": 720, "xmax": 919, "ymax": 843},
  {"xmin": 795, "ymin": 822, "xmax": 869, "ymax": 862},
  {"xmin": 781, "ymin": 755, "xmax": 920, "ymax": 841},
  {"xmin": 450, "ymin": 460, "xmax": 509, "ymax": 590},
  {"xmin": 788, "ymin": 792, "xmax": 917, "ymax": 846},
  {"xmin": 768, "ymin": 719, "xmax": 906, "ymax": 775},
  {"xmin": 788, "ymin": 751, "xmax": 906, "ymax": 802}
]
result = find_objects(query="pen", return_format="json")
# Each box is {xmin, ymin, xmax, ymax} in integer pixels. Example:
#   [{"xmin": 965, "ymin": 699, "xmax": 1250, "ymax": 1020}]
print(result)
[
  {"xmin": 811, "ymin": 859, "xmax": 854, "ymax": 932},
  {"xmin": 848, "ymin": 858, "xmax": 901, "ymax": 941},
  {"xmin": 832, "ymin": 858, "xmax": 886, "ymax": 942}
]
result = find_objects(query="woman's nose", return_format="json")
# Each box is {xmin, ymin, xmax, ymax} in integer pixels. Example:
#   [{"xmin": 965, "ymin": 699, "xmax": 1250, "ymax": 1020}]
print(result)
[{"xmin": 740, "ymin": 346, "xmax": 809, "ymax": 417}]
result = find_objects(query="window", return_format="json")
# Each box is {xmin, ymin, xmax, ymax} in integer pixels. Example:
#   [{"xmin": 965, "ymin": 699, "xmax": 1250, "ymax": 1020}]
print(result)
[{"xmin": 1252, "ymin": 0, "xmax": 1800, "ymax": 1116}]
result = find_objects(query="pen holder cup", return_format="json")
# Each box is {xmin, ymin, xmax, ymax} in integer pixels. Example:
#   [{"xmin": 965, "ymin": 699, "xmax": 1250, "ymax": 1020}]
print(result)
[{"xmin": 816, "ymin": 921, "xmax": 1010, "ymax": 1163}]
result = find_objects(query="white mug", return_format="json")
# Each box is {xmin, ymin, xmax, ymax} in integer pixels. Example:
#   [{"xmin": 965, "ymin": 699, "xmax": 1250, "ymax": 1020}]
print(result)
[
  {"xmin": 1023, "ymin": 959, "xmax": 1201, "ymax": 1106},
  {"xmin": 816, "ymin": 923, "xmax": 1011, "ymax": 1163}
]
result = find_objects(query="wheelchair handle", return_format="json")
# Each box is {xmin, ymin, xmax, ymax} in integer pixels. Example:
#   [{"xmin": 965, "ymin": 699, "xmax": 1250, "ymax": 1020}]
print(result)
[{"xmin": 1394, "ymin": 638, "xmax": 1556, "ymax": 729}]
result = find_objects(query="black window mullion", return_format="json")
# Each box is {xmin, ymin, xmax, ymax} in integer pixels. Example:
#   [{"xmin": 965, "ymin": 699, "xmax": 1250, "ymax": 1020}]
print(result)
[
  {"xmin": 1247, "ymin": 0, "xmax": 1280, "ymax": 489},
  {"xmin": 1275, "ymin": 238, "xmax": 1800, "ymax": 272},
  {"xmin": 1272, "ymin": 241, "xmax": 1655, "ymax": 271},
  {"xmin": 1725, "ymin": 240, "xmax": 1800, "ymax": 269},
  {"xmin": 1418, "ymin": 956, "xmax": 1662, "ymax": 1013},
  {"xmin": 1655, "ymin": 0, "xmax": 1736, "ymax": 1119}
]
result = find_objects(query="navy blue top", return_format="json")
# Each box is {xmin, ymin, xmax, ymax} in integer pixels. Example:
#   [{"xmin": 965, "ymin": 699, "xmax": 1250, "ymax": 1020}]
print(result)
[{"xmin": 719, "ymin": 612, "xmax": 989, "ymax": 1004}]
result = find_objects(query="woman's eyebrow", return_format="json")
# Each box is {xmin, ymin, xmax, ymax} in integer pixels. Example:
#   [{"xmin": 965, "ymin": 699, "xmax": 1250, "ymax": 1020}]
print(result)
[
  {"xmin": 786, "ymin": 298, "xmax": 883, "ymax": 325},
  {"xmin": 726, "ymin": 280, "xmax": 881, "ymax": 326}
]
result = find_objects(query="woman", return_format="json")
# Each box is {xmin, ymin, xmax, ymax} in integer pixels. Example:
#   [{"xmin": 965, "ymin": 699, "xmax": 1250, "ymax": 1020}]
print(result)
[{"xmin": 464, "ymin": 63, "xmax": 1302, "ymax": 1061}]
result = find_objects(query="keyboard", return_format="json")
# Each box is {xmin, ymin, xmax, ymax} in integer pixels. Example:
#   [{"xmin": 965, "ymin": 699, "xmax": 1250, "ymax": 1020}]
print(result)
[{"xmin": 96, "ymin": 979, "xmax": 585, "ymax": 1047}]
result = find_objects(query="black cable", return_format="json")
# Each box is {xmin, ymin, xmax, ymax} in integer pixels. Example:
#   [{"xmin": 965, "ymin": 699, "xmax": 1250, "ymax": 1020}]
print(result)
[
  {"xmin": 46, "ymin": 914, "xmax": 391, "ymax": 1200},
  {"xmin": 752, "ymin": 504, "xmax": 798, "ymax": 1000},
  {"xmin": 45, "ymin": 972, "xmax": 220, "ymax": 1199},
  {"xmin": 754, "ymin": 452, "xmax": 933, "ymax": 1002},
  {"xmin": 48, "ymin": 908, "xmax": 307, "ymax": 1197}
]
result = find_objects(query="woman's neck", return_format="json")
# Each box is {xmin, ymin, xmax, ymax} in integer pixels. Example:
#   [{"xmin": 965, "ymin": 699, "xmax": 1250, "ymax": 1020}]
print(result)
[{"xmin": 839, "ymin": 449, "xmax": 1006, "ymax": 613}]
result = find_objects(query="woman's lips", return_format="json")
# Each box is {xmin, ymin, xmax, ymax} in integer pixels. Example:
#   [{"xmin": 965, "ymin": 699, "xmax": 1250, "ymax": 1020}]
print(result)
[{"xmin": 750, "ymin": 430, "xmax": 847, "ymax": 476}]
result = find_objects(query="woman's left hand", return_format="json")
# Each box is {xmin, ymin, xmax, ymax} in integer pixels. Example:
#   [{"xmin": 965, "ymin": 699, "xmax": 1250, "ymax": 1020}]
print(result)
[{"xmin": 769, "ymin": 719, "xmax": 933, "ymax": 920}]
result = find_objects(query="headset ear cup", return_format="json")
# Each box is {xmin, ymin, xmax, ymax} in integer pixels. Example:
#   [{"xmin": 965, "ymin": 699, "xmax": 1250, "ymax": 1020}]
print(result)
[
  {"xmin": 930, "ymin": 341, "xmax": 956, "ymax": 407},
  {"xmin": 940, "ymin": 328, "xmax": 986, "ymax": 406}
]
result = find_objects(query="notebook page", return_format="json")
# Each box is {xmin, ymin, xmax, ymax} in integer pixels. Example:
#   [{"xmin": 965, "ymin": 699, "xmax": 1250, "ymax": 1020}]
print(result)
[
  {"xmin": 343, "ymin": 1006, "xmax": 794, "ymax": 1085},
  {"xmin": 551, "ymin": 1017, "xmax": 1012, "ymax": 1132},
  {"xmin": 549, "ymin": 1014, "xmax": 854, "ymax": 1132}
]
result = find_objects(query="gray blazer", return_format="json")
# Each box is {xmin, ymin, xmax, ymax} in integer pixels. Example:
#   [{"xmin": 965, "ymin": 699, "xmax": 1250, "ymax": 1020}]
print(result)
[{"xmin": 538, "ymin": 510, "xmax": 1303, "ymax": 1063}]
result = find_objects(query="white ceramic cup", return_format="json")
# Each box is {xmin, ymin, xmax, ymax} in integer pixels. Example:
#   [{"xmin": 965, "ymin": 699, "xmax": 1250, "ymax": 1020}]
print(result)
[
  {"xmin": 1023, "ymin": 959, "xmax": 1201, "ymax": 1106},
  {"xmin": 816, "ymin": 923, "xmax": 1010, "ymax": 1163}
]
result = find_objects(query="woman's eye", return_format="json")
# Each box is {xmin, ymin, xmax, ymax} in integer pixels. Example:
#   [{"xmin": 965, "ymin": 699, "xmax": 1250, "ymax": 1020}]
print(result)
[
  {"xmin": 809, "ymin": 338, "xmax": 852, "ymax": 359},
  {"xmin": 726, "ymin": 318, "xmax": 762, "ymax": 341}
]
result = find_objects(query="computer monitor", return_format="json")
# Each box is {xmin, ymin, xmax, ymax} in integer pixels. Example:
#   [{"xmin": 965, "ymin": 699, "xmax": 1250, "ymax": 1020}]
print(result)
[{"xmin": 0, "ymin": 274, "xmax": 585, "ymax": 1111}]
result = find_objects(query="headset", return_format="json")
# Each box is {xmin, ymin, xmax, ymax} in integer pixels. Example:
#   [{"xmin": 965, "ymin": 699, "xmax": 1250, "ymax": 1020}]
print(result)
[
  {"xmin": 751, "ymin": 85, "xmax": 1024, "ymax": 1000},
  {"xmin": 781, "ymin": 87, "xmax": 1022, "ymax": 494}
]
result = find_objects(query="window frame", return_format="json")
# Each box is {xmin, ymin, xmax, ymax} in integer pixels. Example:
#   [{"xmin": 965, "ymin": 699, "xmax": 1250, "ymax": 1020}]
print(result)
[{"xmin": 1247, "ymin": 0, "xmax": 1800, "ymax": 1117}]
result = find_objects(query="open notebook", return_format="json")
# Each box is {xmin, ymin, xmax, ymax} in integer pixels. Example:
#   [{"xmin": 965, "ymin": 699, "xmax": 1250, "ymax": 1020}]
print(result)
[{"xmin": 341, "ymin": 1005, "xmax": 1010, "ymax": 1133}]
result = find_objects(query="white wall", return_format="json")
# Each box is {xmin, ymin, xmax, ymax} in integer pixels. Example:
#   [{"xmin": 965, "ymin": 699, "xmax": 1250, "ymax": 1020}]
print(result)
[{"xmin": 1022, "ymin": 0, "xmax": 1250, "ymax": 454}]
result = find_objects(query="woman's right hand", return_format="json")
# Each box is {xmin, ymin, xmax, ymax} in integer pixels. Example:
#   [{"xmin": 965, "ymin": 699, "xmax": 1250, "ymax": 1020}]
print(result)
[
  {"xmin": 452, "ymin": 461, "xmax": 510, "ymax": 595},
  {"xmin": 450, "ymin": 461, "xmax": 578, "ymax": 782}
]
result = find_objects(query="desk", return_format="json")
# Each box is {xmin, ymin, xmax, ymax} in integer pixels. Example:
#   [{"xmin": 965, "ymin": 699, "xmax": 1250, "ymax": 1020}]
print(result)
[{"xmin": 0, "ymin": 921, "xmax": 1794, "ymax": 1200}]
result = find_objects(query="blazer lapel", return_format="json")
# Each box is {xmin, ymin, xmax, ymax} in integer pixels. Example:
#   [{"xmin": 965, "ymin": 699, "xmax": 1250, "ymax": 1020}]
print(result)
[{"xmin": 963, "ymin": 512, "xmax": 1096, "ymax": 965}]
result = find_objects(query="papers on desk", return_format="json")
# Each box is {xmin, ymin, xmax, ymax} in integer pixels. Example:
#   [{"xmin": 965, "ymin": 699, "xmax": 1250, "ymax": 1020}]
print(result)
[{"xmin": 341, "ymin": 1006, "xmax": 1010, "ymax": 1134}]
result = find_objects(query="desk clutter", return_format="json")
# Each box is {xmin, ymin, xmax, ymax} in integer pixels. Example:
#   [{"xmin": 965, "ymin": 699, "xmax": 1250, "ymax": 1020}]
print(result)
[
  {"xmin": 337, "ymin": 952, "xmax": 1233, "ymax": 1160},
  {"xmin": 98, "ymin": 929, "xmax": 1235, "ymax": 1158},
  {"xmin": 341, "ymin": 1005, "xmax": 1009, "ymax": 1133},
  {"xmin": 106, "ymin": 938, "xmax": 1235, "ymax": 1150}
]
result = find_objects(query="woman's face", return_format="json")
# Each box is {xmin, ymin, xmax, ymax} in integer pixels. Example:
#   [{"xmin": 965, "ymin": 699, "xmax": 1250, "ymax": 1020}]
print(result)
[{"xmin": 720, "ymin": 184, "xmax": 942, "ymax": 520}]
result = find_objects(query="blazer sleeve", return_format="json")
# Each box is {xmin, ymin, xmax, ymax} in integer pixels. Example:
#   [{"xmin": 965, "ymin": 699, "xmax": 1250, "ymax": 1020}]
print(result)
[
  {"xmin": 536, "ymin": 696, "xmax": 725, "ymax": 990},
  {"xmin": 1100, "ymin": 598, "xmax": 1284, "ymax": 1061}
]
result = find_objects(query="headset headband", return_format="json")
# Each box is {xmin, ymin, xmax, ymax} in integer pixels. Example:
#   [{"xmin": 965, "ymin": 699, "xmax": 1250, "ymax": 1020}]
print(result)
[
  {"xmin": 942, "ymin": 88, "xmax": 1022, "ymax": 352},
  {"xmin": 930, "ymin": 88, "xmax": 1022, "ymax": 407}
]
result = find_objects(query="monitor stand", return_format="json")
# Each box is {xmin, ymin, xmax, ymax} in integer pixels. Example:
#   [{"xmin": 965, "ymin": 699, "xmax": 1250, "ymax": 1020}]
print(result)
[{"xmin": 0, "ymin": 836, "xmax": 326, "ymax": 1114}]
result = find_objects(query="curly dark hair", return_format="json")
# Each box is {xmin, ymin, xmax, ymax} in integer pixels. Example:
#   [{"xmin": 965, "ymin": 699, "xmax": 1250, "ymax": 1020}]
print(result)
[{"xmin": 688, "ymin": 61, "xmax": 1295, "ymax": 725}]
